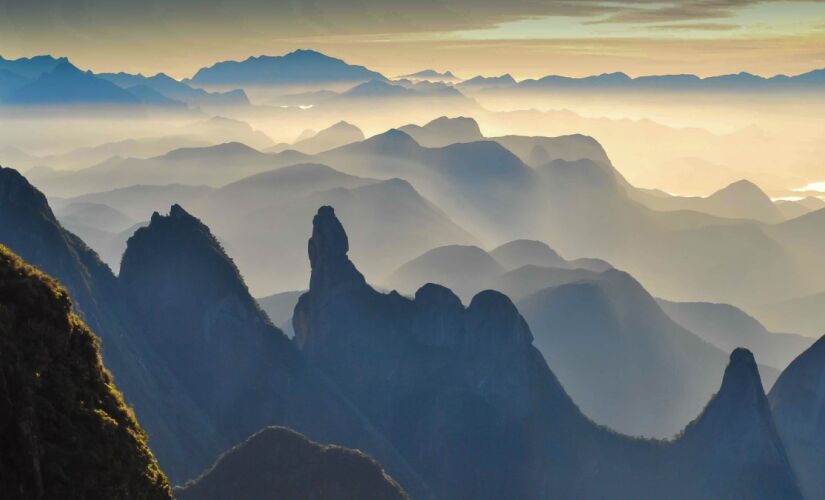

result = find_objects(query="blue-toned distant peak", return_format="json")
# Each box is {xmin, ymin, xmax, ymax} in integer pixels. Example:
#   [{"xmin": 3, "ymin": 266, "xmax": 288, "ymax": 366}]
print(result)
[{"xmin": 190, "ymin": 49, "xmax": 387, "ymax": 86}]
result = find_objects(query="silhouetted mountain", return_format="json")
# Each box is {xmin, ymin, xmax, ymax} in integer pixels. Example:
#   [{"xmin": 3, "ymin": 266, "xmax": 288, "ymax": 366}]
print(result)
[
  {"xmin": 0, "ymin": 168, "xmax": 429, "ymax": 491},
  {"xmin": 292, "ymin": 205, "xmax": 802, "ymax": 499},
  {"xmin": 175, "ymin": 427, "xmax": 408, "ymax": 500},
  {"xmin": 516, "ymin": 68, "xmax": 825, "ymax": 92},
  {"xmin": 386, "ymin": 245, "xmax": 505, "ymax": 299},
  {"xmin": 0, "ymin": 55, "xmax": 66, "ymax": 80},
  {"xmin": 0, "ymin": 167, "xmax": 226, "ymax": 485},
  {"xmin": 116, "ymin": 204, "xmax": 429, "ymax": 492},
  {"xmin": 399, "ymin": 116, "xmax": 483, "ymax": 147},
  {"xmin": 0, "ymin": 245, "xmax": 171, "ymax": 499},
  {"xmin": 456, "ymin": 74, "xmax": 516, "ymax": 90},
  {"xmin": 675, "ymin": 348, "xmax": 800, "ymax": 498},
  {"xmin": 269, "ymin": 121, "xmax": 364, "ymax": 154},
  {"xmin": 658, "ymin": 299, "xmax": 813, "ymax": 370},
  {"xmin": 4, "ymin": 62, "xmax": 142, "ymax": 107},
  {"xmin": 99, "ymin": 72, "xmax": 249, "ymax": 107},
  {"xmin": 769, "ymin": 336, "xmax": 825, "ymax": 500},
  {"xmin": 118, "ymin": 204, "xmax": 302, "ymax": 458},
  {"xmin": 190, "ymin": 49, "xmax": 386, "ymax": 86}
]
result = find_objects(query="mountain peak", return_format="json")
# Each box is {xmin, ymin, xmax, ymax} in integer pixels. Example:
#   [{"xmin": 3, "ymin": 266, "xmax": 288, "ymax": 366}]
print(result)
[
  {"xmin": 0, "ymin": 166, "xmax": 52, "ymax": 215},
  {"xmin": 719, "ymin": 178, "xmax": 764, "ymax": 195},
  {"xmin": 681, "ymin": 347, "xmax": 786, "ymax": 461},
  {"xmin": 307, "ymin": 206, "xmax": 365, "ymax": 291}
]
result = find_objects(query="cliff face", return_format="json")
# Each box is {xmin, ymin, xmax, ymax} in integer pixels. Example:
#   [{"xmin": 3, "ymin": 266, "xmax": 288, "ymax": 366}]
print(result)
[
  {"xmin": 0, "ymin": 244, "xmax": 170, "ymax": 500},
  {"xmin": 769, "ymin": 336, "xmax": 825, "ymax": 500},
  {"xmin": 294, "ymin": 206, "xmax": 803, "ymax": 500},
  {"xmin": 119, "ymin": 205, "xmax": 297, "ymax": 439},
  {"xmin": 0, "ymin": 166, "xmax": 205, "ymax": 483},
  {"xmin": 116, "ymin": 204, "xmax": 429, "ymax": 496},
  {"xmin": 175, "ymin": 426, "xmax": 408, "ymax": 500}
]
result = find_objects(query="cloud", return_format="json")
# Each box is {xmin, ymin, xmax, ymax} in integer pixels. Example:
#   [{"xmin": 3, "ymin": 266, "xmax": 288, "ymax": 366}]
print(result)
[
  {"xmin": 646, "ymin": 22, "xmax": 742, "ymax": 31},
  {"xmin": 0, "ymin": 0, "xmax": 791, "ymax": 37}
]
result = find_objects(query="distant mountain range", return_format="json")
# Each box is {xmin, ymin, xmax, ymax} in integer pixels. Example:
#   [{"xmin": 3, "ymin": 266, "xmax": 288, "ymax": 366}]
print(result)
[
  {"xmin": 510, "ymin": 69, "xmax": 825, "ymax": 92},
  {"xmin": 0, "ymin": 56, "xmax": 248, "ymax": 110},
  {"xmin": 3, "ymin": 51, "xmax": 824, "ymax": 108}
]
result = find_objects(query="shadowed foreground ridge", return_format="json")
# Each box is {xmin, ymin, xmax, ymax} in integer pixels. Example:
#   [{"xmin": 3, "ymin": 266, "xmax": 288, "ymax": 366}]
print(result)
[
  {"xmin": 0, "ymin": 244, "xmax": 170, "ymax": 499},
  {"xmin": 293, "ymin": 205, "xmax": 803, "ymax": 500},
  {"xmin": 175, "ymin": 426, "xmax": 408, "ymax": 500}
]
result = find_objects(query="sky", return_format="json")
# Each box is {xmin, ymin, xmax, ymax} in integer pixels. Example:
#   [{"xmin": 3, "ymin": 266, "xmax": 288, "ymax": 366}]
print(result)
[{"xmin": 1, "ymin": 0, "xmax": 824, "ymax": 79}]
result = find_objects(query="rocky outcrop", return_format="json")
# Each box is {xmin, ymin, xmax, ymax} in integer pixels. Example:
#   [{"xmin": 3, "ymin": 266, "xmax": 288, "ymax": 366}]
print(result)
[
  {"xmin": 676, "ymin": 349, "xmax": 800, "ymax": 499},
  {"xmin": 0, "ymin": 244, "xmax": 170, "ymax": 499},
  {"xmin": 293, "ymin": 205, "xmax": 804, "ymax": 500},
  {"xmin": 175, "ymin": 426, "xmax": 408, "ymax": 500}
]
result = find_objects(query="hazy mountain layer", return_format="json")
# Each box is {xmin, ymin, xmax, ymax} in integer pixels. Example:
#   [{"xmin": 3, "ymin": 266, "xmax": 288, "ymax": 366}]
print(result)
[{"xmin": 659, "ymin": 299, "xmax": 813, "ymax": 370}]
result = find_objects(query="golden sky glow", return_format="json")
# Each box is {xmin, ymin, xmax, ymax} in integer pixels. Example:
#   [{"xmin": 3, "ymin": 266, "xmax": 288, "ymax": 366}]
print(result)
[{"xmin": 1, "ymin": 1, "xmax": 824, "ymax": 78}]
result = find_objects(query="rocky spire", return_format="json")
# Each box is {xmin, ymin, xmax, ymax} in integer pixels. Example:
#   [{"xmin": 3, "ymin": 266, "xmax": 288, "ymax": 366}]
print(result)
[
  {"xmin": 307, "ymin": 206, "xmax": 365, "ymax": 292},
  {"xmin": 679, "ymin": 348, "xmax": 797, "ymax": 493}
]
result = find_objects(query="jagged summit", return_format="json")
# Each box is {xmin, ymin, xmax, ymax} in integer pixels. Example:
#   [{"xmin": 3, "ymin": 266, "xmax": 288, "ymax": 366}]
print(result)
[{"xmin": 122, "ymin": 204, "xmax": 255, "ymax": 309}]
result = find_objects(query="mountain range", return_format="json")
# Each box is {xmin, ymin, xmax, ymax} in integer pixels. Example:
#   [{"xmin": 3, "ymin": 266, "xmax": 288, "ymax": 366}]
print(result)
[
  {"xmin": 290, "ymin": 205, "xmax": 802, "ymax": 498},
  {"xmin": 1, "ymin": 164, "xmax": 816, "ymax": 498},
  {"xmin": 0, "ymin": 167, "xmax": 430, "ymax": 494}
]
